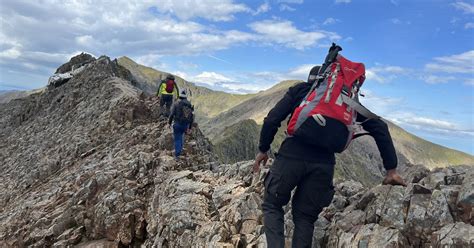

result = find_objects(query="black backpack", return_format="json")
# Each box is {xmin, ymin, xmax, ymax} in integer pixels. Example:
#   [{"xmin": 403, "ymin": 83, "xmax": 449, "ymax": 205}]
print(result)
[{"xmin": 175, "ymin": 100, "xmax": 194, "ymax": 124}]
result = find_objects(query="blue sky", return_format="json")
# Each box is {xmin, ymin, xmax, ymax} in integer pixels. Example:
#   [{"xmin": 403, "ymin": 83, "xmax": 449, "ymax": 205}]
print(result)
[{"xmin": 0, "ymin": 0, "xmax": 473, "ymax": 155}]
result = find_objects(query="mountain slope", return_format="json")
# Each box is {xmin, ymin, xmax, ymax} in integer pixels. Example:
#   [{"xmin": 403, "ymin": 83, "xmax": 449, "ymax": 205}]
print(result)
[
  {"xmin": 0, "ymin": 54, "xmax": 215, "ymax": 247},
  {"xmin": 213, "ymin": 119, "xmax": 260, "ymax": 164}
]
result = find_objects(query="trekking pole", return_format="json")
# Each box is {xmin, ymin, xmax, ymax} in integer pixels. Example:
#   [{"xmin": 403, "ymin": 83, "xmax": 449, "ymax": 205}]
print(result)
[
  {"xmin": 319, "ymin": 43, "xmax": 342, "ymax": 76},
  {"xmin": 303, "ymin": 43, "xmax": 343, "ymax": 99}
]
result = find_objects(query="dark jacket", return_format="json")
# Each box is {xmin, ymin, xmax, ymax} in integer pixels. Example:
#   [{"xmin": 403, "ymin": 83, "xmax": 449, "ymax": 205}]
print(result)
[
  {"xmin": 258, "ymin": 82, "xmax": 397, "ymax": 170},
  {"xmin": 168, "ymin": 98, "xmax": 194, "ymax": 126}
]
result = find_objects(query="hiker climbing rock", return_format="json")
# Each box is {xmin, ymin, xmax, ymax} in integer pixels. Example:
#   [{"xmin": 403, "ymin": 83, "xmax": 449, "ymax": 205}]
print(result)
[
  {"xmin": 157, "ymin": 74, "xmax": 179, "ymax": 117},
  {"xmin": 253, "ymin": 43, "xmax": 406, "ymax": 248},
  {"xmin": 168, "ymin": 90, "xmax": 194, "ymax": 159}
]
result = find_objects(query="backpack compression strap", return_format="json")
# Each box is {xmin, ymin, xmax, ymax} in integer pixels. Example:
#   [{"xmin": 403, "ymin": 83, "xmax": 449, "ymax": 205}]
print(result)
[{"xmin": 341, "ymin": 94, "xmax": 379, "ymax": 120}]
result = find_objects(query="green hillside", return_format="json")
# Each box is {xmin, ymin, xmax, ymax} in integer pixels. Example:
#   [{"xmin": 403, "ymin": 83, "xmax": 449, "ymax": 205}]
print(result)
[{"xmin": 213, "ymin": 119, "xmax": 260, "ymax": 164}]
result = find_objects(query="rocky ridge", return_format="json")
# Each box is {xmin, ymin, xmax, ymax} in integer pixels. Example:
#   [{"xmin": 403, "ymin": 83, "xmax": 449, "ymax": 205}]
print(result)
[{"xmin": 0, "ymin": 54, "xmax": 472, "ymax": 247}]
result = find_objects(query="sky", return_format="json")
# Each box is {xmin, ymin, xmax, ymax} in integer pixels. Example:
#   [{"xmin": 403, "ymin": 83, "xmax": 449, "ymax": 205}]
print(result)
[{"xmin": 0, "ymin": 0, "xmax": 473, "ymax": 155}]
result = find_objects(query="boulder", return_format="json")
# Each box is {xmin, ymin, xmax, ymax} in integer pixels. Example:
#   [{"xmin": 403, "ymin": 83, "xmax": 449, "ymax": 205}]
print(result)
[{"xmin": 431, "ymin": 222, "xmax": 474, "ymax": 247}]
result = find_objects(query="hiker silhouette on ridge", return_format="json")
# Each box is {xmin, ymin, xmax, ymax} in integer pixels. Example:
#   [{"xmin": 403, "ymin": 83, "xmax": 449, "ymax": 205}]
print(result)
[
  {"xmin": 168, "ymin": 90, "xmax": 194, "ymax": 159},
  {"xmin": 157, "ymin": 74, "xmax": 179, "ymax": 117},
  {"xmin": 253, "ymin": 44, "xmax": 406, "ymax": 248}
]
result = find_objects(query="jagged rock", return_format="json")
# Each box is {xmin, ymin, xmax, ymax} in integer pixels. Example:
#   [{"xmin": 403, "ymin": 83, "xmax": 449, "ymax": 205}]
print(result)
[
  {"xmin": 327, "ymin": 223, "xmax": 410, "ymax": 247},
  {"xmin": 457, "ymin": 171, "xmax": 474, "ymax": 224},
  {"xmin": 336, "ymin": 180, "xmax": 365, "ymax": 198},
  {"xmin": 399, "ymin": 163, "xmax": 430, "ymax": 184},
  {"xmin": 55, "ymin": 53, "xmax": 96, "ymax": 74},
  {"xmin": 431, "ymin": 222, "xmax": 474, "ymax": 247},
  {"xmin": 421, "ymin": 171, "xmax": 446, "ymax": 189}
]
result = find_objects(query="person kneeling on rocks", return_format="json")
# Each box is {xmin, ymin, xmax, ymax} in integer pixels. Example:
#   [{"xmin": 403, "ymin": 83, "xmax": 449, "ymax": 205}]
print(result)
[{"xmin": 168, "ymin": 90, "xmax": 194, "ymax": 158}]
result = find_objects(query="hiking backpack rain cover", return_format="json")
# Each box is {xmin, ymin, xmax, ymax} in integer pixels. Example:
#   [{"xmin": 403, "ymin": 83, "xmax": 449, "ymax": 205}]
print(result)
[
  {"xmin": 287, "ymin": 45, "xmax": 377, "ymax": 153},
  {"xmin": 165, "ymin": 79, "xmax": 175, "ymax": 93}
]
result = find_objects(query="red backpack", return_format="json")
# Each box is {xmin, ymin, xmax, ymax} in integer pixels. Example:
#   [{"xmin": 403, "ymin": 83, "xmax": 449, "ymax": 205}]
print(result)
[
  {"xmin": 165, "ymin": 79, "xmax": 175, "ymax": 93},
  {"xmin": 287, "ymin": 44, "xmax": 378, "ymax": 153}
]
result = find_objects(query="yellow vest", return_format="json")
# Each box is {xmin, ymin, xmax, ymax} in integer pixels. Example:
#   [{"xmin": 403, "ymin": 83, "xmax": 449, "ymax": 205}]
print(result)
[{"xmin": 157, "ymin": 81, "xmax": 179, "ymax": 97}]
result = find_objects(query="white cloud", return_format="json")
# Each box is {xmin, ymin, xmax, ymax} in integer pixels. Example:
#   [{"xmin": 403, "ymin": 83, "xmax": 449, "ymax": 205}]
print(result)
[
  {"xmin": 177, "ymin": 61, "xmax": 199, "ymax": 70},
  {"xmin": 323, "ymin": 18, "xmax": 340, "ymax": 25},
  {"xmin": 365, "ymin": 70, "xmax": 386, "ymax": 83},
  {"xmin": 452, "ymin": 2, "xmax": 474, "ymax": 14},
  {"xmin": 358, "ymin": 89, "xmax": 403, "ymax": 115},
  {"xmin": 421, "ymin": 75, "xmax": 456, "ymax": 84},
  {"xmin": 287, "ymin": 64, "xmax": 314, "ymax": 79},
  {"xmin": 253, "ymin": 2, "xmax": 271, "ymax": 15},
  {"xmin": 75, "ymin": 35, "xmax": 95, "ymax": 46},
  {"xmin": 220, "ymin": 82, "xmax": 272, "ymax": 93},
  {"xmin": 250, "ymin": 71, "xmax": 286, "ymax": 84},
  {"xmin": 138, "ymin": 19, "xmax": 204, "ymax": 34},
  {"xmin": 390, "ymin": 18, "xmax": 411, "ymax": 25},
  {"xmin": 344, "ymin": 36, "xmax": 354, "ymax": 42},
  {"xmin": 372, "ymin": 66, "xmax": 406, "ymax": 73},
  {"xmin": 152, "ymin": 0, "xmax": 250, "ymax": 21},
  {"xmin": 277, "ymin": 0, "xmax": 304, "ymax": 3},
  {"xmin": 249, "ymin": 19, "xmax": 340, "ymax": 50},
  {"xmin": 464, "ymin": 78, "xmax": 474, "ymax": 85},
  {"xmin": 391, "ymin": 18, "xmax": 402, "ymax": 24},
  {"xmin": 388, "ymin": 112, "xmax": 474, "ymax": 137},
  {"xmin": 193, "ymin": 71, "xmax": 233, "ymax": 85},
  {"xmin": 425, "ymin": 50, "xmax": 474, "ymax": 74},
  {"xmin": 0, "ymin": 47, "xmax": 22, "ymax": 59},
  {"xmin": 134, "ymin": 54, "xmax": 165, "ymax": 69},
  {"xmin": 279, "ymin": 4, "xmax": 296, "ymax": 11},
  {"xmin": 335, "ymin": 0, "xmax": 351, "ymax": 3},
  {"xmin": 465, "ymin": 22, "xmax": 474, "ymax": 29},
  {"xmin": 173, "ymin": 70, "xmax": 191, "ymax": 80},
  {"xmin": 365, "ymin": 65, "xmax": 406, "ymax": 83}
]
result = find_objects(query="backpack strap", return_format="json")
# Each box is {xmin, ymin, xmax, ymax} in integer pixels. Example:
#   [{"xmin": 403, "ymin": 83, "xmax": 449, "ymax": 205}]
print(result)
[{"xmin": 340, "ymin": 94, "xmax": 379, "ymax": 120}]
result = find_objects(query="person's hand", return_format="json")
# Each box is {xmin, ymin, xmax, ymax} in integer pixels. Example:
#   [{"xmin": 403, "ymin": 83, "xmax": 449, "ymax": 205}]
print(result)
[
  {"xmin": 185, "ymin": 128, "xmax": 192, "ymax": 135},
  {"xmin": 382, "ymin": 169, "xmax": 407, "ymax": 186},
  {"xmin": 253, "ymin": 152, "xmax": 269, "ymax": 173}
]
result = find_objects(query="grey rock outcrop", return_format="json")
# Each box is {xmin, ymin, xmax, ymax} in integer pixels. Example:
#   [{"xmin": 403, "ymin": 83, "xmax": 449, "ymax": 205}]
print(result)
[{"xmin": 55, "ymin": 52, "xmax": 96, "ymax": 74}]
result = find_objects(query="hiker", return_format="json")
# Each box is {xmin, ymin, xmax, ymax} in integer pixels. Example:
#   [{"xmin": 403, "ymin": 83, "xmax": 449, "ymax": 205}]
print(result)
[
  {"xmin": 253, "ymin": 44, "xmax": 406, "ymax": 248},
  {"xmin": 168, "ymin": 90, "xmax": 194, "ymax": 158},
  {"xmin": 157, "ymin": 74, "xmax": 179, "ymax": 117}
]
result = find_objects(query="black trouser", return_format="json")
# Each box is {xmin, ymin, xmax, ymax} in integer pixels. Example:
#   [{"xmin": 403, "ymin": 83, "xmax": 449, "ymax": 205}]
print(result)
[
  {"xmin": 262, "ymin": 154, "xmax": 335, "ymax": 248},
  {"xmin": 160, "ymin": 94, "xmax": 173, "ymax": 117}
]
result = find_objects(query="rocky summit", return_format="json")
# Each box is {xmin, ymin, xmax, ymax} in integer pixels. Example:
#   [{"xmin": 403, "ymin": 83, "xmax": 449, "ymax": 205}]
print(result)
[{"xmin": 0, "ymin": 54, "xmax": 473, "ymax": 247}]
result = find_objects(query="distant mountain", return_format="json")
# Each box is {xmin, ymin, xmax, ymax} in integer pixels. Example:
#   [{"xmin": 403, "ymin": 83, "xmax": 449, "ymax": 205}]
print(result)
[
  {"xmin": 118, "ymin": 57, "xmax": 474, "ymax": 186},
  {"xmin": 0, "ymin": 88, "xmax": 44, "ymax": 104}
]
